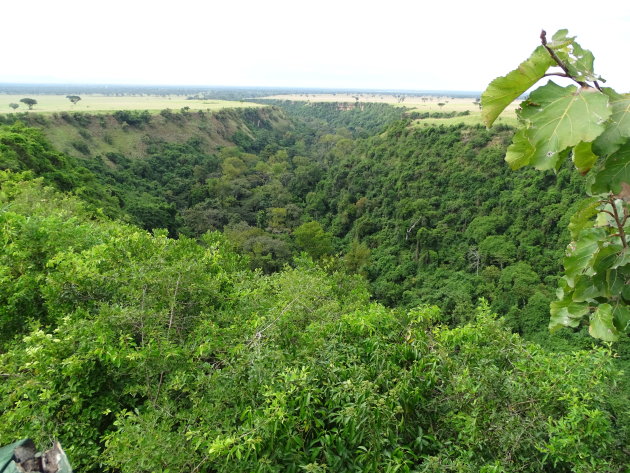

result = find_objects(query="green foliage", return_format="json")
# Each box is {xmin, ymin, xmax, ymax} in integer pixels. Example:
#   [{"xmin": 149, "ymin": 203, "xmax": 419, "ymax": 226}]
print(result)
[
  {"xmin": 0, "ymin": 123, "xmax": 121, "ymax": 216},
  {"xmin": 1, "ymin": 220, "xmax": 626, "ymax": 473},
  {"xmin": 257, "ymin": 101, "xmax": 406, "ymax": 137},
  {"xmin": 482, "ymin": 45, "xmax": 555, "ymax": 127},
  {"xmin": 1, "ymin": 95, "xmax": 629, "ymax": 473},
  {"xmin": 0, "ymin": 95, "xmax": 593, "ymax": 343},
  {"xmin": 506, "ymin": 83, "xmax": 610, "ymax": 171},
  {"xmin": 19, "ymin": 98, "xmax": 37, "ymax": 110},
  {"xmin": 294, "ymin": 221, "xmax": 334, "ymax": 260},
  {"xmin": 304, "ymin": 122, "xmax": 584, "ymax": 333},
  {"xmin": 482, "ymin": 29, "xmax": 630, "ymax": 340},
  {"xmin": 479, "ymin": 235, "xmax": 516, "ymax": 268},
  {"xmin": 112, "ymin": 110, "xmax": 152, "ymax": 126}
]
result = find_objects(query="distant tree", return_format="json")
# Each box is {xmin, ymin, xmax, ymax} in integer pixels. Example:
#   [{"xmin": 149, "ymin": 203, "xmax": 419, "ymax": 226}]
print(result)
[
  {"xmin": 343, "ymin": 240, "xmax": 371, "ymax": 275},
  {"xmin": 294, "ymin": 221, "xmax": 334, "ymax": 260},
  {"xmin": 437, "ymin": 102, "xmax": 445, "ymax": 108},
  {"xmin": 66, "ymin": 95, "xmax": 81, "ymax": 105},
  {"xmin": 8, "ymin": 103, "xmax": 19, "ymax": 110},
  {"xmin": 479, "ymin": 235, "xmax": 516, "ymax": 269},
  {"xmin": 20, "ymin": 98, "xmax": 37, "ymax": 110}
]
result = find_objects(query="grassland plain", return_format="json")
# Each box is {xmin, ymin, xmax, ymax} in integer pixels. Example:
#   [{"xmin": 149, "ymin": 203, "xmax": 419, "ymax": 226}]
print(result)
[
  {"xmin": 262, "ymin": 93, "xmax": 519, "ymax": 126},
  {"xmin": 0, "ymin": 94, "xmax": 262, "ymax": 113}
]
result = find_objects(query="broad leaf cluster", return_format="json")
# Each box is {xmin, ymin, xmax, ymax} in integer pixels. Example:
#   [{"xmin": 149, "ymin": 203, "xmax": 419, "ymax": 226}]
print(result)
[{"xmin": 482, "ymin": 29, "xmax": 630, "ymax": 340}]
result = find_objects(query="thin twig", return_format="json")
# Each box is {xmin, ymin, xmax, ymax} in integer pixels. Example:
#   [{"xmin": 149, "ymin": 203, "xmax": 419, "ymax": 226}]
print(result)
[
  {"xmin": 191, "ymin": 455, "xmax": 210, "ymax": 473},
  {"xmin": 543, "ymin": 73, "xmax": 570, "ymax": 78},
  {"xmin": 406, "ymin": 217, "xmax": 423, "ymax": 241},
  {"xmin": 248, "ymin": 298, "xmax": 298, "ymax": 346},
  {"xmin": 540, "ymin": 30, "xmax": 589, "ymax": 88},
  {"xmin": 608, "ymin": 196, "xmax": 628, "ymax": 249}
]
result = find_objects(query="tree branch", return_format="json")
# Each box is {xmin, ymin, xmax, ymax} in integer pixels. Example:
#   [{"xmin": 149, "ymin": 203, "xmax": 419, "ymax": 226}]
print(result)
[
  {"xmin": 543, "ymin": 73, "xmax": 570, "ymax": 78},
  {"xmin": 406, "ymin": 217, "xmax": 423, "ymax": 241},
  {"xmin": 540, "ymin": 30, "xmax": 589, "ymax": 88},
  {"xmin": 608, "ymin": 196, "xmax": 628, "ymax": 249}
]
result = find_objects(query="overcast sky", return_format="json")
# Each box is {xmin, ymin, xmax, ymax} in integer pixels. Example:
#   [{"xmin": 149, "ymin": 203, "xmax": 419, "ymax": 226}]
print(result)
[{"xmin": 2, "ymin": 0, "xmax": 629, "ymax": 92}]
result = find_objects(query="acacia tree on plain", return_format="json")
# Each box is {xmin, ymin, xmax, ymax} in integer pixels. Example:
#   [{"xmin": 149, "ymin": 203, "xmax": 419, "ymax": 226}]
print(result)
[
  {"xmin": 66, "ymin": 95, "xmax": 81, "ymax": 105},
  {"xmin": 20, "ymin": 98, "xmax": 37, "ymax": 110},
  {"xmin": 8, "ymin": 103, "xmax": 19, "ymax": 110}
]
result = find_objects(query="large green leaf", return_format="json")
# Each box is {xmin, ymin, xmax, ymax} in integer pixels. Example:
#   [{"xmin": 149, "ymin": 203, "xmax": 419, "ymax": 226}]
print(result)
[
  {"xmin": 593, "ymin": 88, "xmax": 630, "ymax": 157},
  {"xmin": 516, "ymin": 82, "xmax": 610, "ymax": 170},
  {"xmin": 590, "ymin": 141, "xmax": 630, "ymax": 194},
  {"xmin": 606, "ymin": 268, "xmax": 625, "ymax": 297},
  {"xmin": 613, "ymin": 305, "xmax": 630, "ymax": 332},
  {"xmin": 572, "ymin": 141, "xmax": 598, "ymax": 174},
  {"xmin": 589, "ymin": 303, "xmax": 619, "ymax": 341},
  {"xmin": 550, "ymin": 297, "xmax": 588, "ymax": 330},
  {"xmin": 592, "ymin": 243, "xmax": 624, "ymax": 275},
  {"xmin": 567, "ymin": 198, "xmax": 599, "ymax": 239},
  {"xmin": 563, "ymin": 227, "xmax": 606, "ymax": 285},
  {"xmin": 612, "ymin": 248, "xmax": 630, "ymax": 269},
  {"xmin": 572, "ymin": 274, "xmax": 605, "ymax": 302},
  {"xmin": 481, "ymin": 46, "xmax": 555, "ymax": 128},
  {"xmin": 504, "ymin": 129, "xmax": 535, "ymax": 170}
]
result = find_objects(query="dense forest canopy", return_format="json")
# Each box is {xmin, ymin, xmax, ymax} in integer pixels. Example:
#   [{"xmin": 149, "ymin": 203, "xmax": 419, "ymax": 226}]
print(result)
[{"xmin": 1, "ymin": 70, "xmax": 629, "ymax": 471}]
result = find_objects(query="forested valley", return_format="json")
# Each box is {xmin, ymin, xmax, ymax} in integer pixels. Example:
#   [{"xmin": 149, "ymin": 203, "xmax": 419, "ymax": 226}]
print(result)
[{"xmin": 1, "ymin": 99, "xmax": 628, "ymax": 472}]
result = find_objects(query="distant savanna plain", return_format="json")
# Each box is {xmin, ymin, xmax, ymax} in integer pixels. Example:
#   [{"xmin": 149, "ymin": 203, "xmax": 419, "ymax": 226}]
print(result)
[{"xmin": 0, "ymin": 91, "xmax": 519, "ymax": 126}]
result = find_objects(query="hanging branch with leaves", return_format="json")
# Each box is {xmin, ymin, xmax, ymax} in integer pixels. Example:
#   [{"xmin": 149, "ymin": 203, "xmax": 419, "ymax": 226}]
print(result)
[{"xmin": 481, "ymin": 29, "xmax": 630, "ymax": 341}]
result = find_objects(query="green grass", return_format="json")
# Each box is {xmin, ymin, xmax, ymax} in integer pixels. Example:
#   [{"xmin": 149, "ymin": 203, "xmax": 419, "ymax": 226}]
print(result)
[{"xmin": 0, "ymin": 94, "xmax": 262, "ymax": 114}]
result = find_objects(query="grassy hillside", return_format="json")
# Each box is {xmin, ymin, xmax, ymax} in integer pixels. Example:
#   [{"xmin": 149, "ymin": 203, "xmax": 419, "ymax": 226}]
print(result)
[
  {"xmin": 0, "ymin": 107, "xmax": 292, "ymax": 233},
  {"xmin": 0, "ymin": 106, "xmax": 286, "ymax": 160}
]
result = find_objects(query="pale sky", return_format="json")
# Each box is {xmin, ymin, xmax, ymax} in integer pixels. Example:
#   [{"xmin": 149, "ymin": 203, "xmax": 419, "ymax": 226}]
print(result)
[{"xmin": 2, "ymin": 0, "xmax": 629, "ymax": 91}]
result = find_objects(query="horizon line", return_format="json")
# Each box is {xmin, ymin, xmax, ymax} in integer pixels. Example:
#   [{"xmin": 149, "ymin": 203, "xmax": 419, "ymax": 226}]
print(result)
[{"xmin": 0, "ymin": 82, "xmax": 482, "ymax": 96}]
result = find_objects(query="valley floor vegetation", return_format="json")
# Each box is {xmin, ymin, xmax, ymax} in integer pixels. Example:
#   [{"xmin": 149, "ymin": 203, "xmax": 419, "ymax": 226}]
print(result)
[{"xmin": 0, "ymin": 94, "xmax": 628, "ymax": 472}]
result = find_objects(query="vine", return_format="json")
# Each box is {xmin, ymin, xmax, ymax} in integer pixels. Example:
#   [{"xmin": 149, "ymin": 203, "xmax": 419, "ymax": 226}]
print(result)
[{"xmin": 482, "ymin": 29, "xmax": 630, "ymax": 341}]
